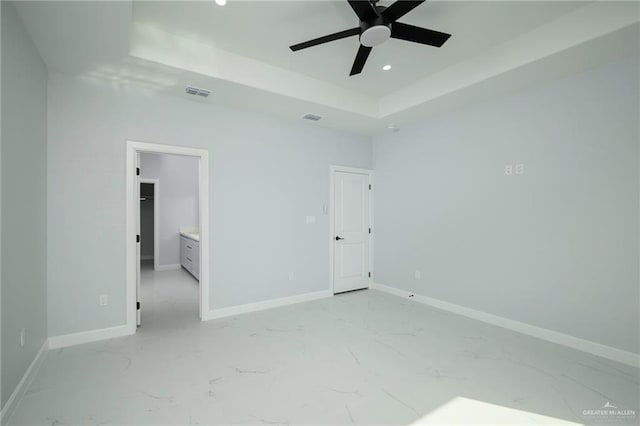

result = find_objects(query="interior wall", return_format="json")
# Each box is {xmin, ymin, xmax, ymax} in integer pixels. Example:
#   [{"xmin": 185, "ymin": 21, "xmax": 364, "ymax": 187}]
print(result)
[
  {"xmin": 140, "ymin": 153, "xmax": 199, "ymax": 267},
  {"xmin": 1, "ymin": 1, "xmax": 48, "ymax": 408},
  {"xmin": 372, "ymin": 56, "xmax": 640, "ymax": 354},
  {"xmin": 46, "ymin": 72, "xmax": 372, "ymax": 337}
]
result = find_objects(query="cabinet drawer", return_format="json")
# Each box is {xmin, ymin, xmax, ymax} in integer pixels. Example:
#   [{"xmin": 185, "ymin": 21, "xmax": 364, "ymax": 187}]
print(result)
[
  {"xmin": 191, "ymin": 249, "xmax": 200, "ymax": 280},
  {"xmin": 183, "ymin": 258, "xmax": 192, "ymax": 272},
  {"xmin": 180, "ymin": 234, "xmax": 200, "ymax": 281},
  {"xmin": 180, "ymin": 237, "xmax": 189, "ymax": 266}
]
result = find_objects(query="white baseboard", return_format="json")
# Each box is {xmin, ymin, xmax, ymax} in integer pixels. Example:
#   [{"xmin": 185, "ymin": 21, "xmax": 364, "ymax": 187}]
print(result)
[
  {"xmin": 48, "ymin": 325, "xmax": 133, "ymax": 350},
  {"xmin": 371, "ymin": 282, "xmax": 639, "ymax": 368},
  {"xmin": 203, "ymin": 290, "xmax": 332, "ymax": 321},
  {"xmin": 45, "ymin": 290, "xmax": 332, "ymax": 350},
  {"xmin": 1, "ymin": 340, "xmax": 48, "ymax": 425},
  {"xmin": 155, "ymin": 263, "xmax": 180, "ymax": 271}
]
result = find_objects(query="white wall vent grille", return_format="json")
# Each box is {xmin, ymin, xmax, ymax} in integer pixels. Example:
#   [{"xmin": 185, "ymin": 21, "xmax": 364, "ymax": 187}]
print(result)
[{"xmin": 185, "ymin": 86, "xmax": 211, "ymax": 98}]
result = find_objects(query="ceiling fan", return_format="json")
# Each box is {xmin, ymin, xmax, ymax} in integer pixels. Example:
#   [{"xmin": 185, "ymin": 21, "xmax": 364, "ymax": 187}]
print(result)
[{"xmin": 289, "ymin": 0, "xmax": 451, "ymax": 76}]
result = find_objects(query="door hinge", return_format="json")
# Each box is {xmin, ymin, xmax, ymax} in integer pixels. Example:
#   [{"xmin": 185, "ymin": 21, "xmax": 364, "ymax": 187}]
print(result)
[
  {"xmin": 369, "ymin": 184, "xmax": 372, "ymax": 190},
  {"xmin": 136, "ymin": 301, "xmax": 140, "ymax": 310},
  {"xmin": 136, "ymin": 234, "xmax": 140, "ymax": 243},
  {"xmin": 136, "ymin": 167, "xmax": 140, "ymax": 176},
  {"xmin": 369, "ymin": 227, "xmax": 371, "ymax": 234},
  {"xmin": 368, "ymin": 272, "xmax": 371, "ymax": 278}
]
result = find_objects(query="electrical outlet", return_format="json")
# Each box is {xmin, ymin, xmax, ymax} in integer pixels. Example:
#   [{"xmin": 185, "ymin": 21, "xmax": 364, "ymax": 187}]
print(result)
[
  {"xmin": 504, "ymin": 164, "xmax": 513, "ymax": 175},
  {"xmin": 415, "ymin": 270, "xmax": 421, "ymax": 279},
  {"xmin": 288, "ymin": 272, "xmax": 295, "ymax": 281},
  {"xmin": 515, "ymin": 163, "xmax": 525, "ymax": 175},
  {"xmin": 99, "ymin": 294, "xmax": 108, "ymax": 306},
  {"xmin": 20, "ymin": 328, "xmax": 25, "ymax": 348}
]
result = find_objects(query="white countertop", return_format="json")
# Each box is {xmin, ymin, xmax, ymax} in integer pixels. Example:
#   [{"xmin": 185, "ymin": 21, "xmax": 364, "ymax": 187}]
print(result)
[{"xmin": 180, "ymin": 231, "xmax": 200, "ymax": 242}]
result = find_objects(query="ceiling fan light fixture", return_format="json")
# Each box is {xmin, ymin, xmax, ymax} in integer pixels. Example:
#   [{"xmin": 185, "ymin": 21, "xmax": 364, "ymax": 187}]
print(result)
[
  {"xmin": 360, "ymin": 25, "xmax": 391, "ymax": 47},
  {"xmin": 289, "ymin": 0, "xmax": 451, "ymax": 76}
]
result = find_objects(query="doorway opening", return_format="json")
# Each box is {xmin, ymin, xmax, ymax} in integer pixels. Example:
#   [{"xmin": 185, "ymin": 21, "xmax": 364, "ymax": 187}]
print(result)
[
  {"xmin": 139, "ymin": 179, "xmax": 159, "ymax": 270},
  {"xmin": 329, "ymin": 166, "xmax": 373, "ymax": 294},
  {"xmin": 126, "ymin": 141, "xmax": 210, "ymax": 334}
]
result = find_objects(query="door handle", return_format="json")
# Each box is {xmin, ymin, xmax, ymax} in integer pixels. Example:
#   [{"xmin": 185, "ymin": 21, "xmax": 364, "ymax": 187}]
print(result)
[{"xmin": 335, "ymin": 236, "xmax": 344, "ymax": 241}]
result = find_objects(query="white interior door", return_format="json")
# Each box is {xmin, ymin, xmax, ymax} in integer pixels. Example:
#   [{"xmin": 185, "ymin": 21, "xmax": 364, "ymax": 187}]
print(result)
[
  {"xmin": 333, "ymin": 171, "xmax": 370, "ymax": 294},
  {"xmin": 136, "ymin": 153, "xmax": 141, "ymax": 326}
]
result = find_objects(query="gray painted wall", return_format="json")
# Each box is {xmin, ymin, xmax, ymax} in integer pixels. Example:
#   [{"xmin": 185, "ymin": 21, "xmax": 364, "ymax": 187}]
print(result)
[
  {"xmin": 372, "ymin": 57, "xmax": 640, "ymax": 354},
  {"xmin": 1, "ymin": 1, "xmax": 48, "ymax": 407},
  {"xmin": 47, "ymin": 72, "xmax": 372, "ymax": 337},
  {"xmin": 140, "ymin": 153, "xmax": 199, "ymax": 267}
]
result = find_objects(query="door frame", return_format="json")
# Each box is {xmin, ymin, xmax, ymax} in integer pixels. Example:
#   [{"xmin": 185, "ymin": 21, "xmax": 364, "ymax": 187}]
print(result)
[
  {"xmin": 139, "ymin": 178, "xmax": 160, "ymax": 271},
  {"xmin": 329, "ymin": 165, "xmax": 374, "ymax": 295},
  {"xmin": 126, "ymin": 141, "xmax": 210, "ymax": 333}
]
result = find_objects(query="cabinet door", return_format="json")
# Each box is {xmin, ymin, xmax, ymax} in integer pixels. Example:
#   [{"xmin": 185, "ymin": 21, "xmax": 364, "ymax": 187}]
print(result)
[
  {"xmin": 185, "ymin": 240, "xmax": 194, "ymax": 266},
  {"xmin": 192, "ymin": 242, "xmax": 200, "ymax": 280},
  {"xmin": 180, "ymin": 237, "xmax": 187, "ymax": 267}
]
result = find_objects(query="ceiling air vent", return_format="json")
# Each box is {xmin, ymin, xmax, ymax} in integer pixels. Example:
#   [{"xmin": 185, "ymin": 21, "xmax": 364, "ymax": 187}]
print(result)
[
  {"xmin": 185, "ymin": 86, "xmax": 211, "ymax": 98},
  {"xmin": 303, "ymin": 113, "xmax": 322, "ymax": 121}
]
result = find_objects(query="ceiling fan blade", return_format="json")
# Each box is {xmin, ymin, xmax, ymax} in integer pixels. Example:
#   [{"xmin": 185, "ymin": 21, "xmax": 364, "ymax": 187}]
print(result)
[
  {"xmin": 391, "ymin": 22, "xmax": 451, "ymax": 47},
  {"xmin": 349, "ymin": 45, "xmax": 372, "ymax": 76},
  {"xmin": 348, "ymin": 0, "xmax": 378, "ymax": 22},
  {"xmin": 382, "ymin": 0, "xmax": 425, "ymax": 22},
  {"xmin": 290, "ymin": 27, "xmax": 360, "ymax": 51}
]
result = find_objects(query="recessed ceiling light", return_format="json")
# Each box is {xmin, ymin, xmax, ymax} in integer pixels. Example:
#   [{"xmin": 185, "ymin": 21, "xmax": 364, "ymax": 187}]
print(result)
[
  {"xmin": 215, "ymin": 0, "xmax": 226, "ymax": 6},
  {"xmin": 383, "ymin": 65, "xmax": 392, "ymax": 71}
]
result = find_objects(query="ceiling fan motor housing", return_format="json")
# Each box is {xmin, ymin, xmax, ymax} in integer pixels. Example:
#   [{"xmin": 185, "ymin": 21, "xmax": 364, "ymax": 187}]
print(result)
[
  {"xmin": 359, "ymin": 7, "xmax": 392, "ymax": 47},
  {"xmin": 289, "ymin": 1, "xmax": 452, "ymax": 76}
]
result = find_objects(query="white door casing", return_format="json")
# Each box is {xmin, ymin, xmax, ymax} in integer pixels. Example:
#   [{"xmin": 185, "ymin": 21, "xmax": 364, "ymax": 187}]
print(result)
[
  {"xmin": 135, "ymin": 153, "xmax": 141, "ymax": 326},
  {"xmin": 126, "ymin": 140, "xmax": 210, "ymax": 334},
  {"xmin": 332, "ymin": 169, "xmax": 371, "ymax": 294}
]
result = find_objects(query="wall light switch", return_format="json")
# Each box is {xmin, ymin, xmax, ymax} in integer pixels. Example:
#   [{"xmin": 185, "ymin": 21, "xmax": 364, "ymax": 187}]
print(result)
[
  {"xmin": 306, "ymin": 215, "xmax": 316, "ymax": 224},
  {"xmin": 99, "ymin": 294, "xmax": 108, "ymax": 306},
  {"xmin": 288, "ymin": 272, "xmax": 295, "ymax": 281},
  {"xmin": 415, "ymin": 270, "xmax": 421, "ymax": 279},
  {"xmin": 504, "ymin": 165, "xmax": 513, "ymax": 175},
  {"xmin": 515, "ymin": 163, "xmax": 525, "ymax": 175},
  {"xmin": 322, "ymin": 204, "xmax": 328, "ymax": 214}
]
